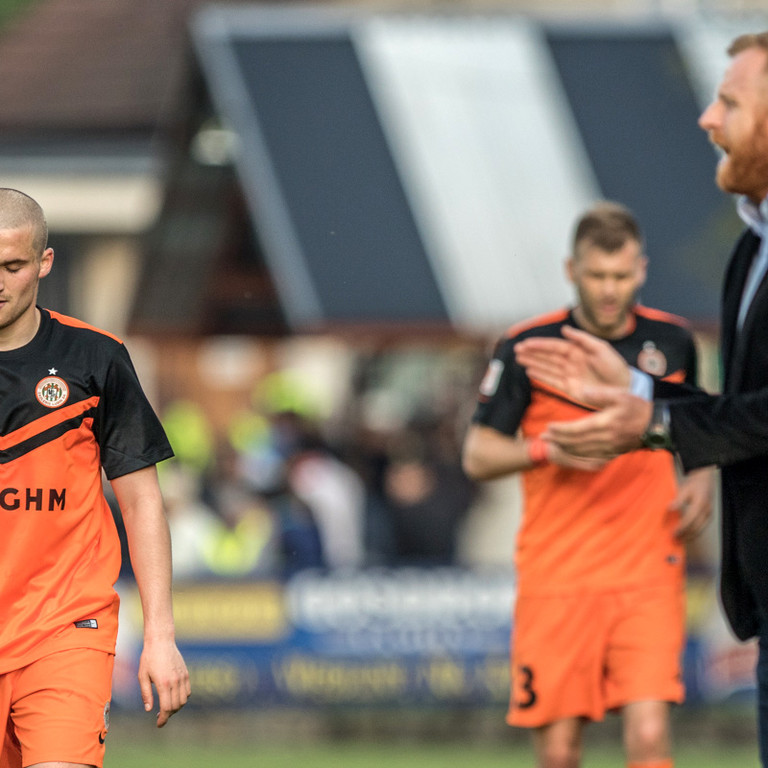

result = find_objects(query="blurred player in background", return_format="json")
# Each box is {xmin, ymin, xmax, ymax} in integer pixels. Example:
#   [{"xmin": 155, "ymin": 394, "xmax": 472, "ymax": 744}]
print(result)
[
  {"xmin": 513, "ymin": 32, "xmax": 768, "ymax": 768},
  {"xmin": 0, "ymin": 188, "xmax": 189, "ymax": 768},
  {"xmin": 463, "ymin": 201, "xmax": 713, "ymax": 768}
]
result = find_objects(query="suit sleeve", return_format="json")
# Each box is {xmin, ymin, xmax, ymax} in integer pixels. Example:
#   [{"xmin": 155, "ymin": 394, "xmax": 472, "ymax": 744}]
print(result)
[{"xmin": 655, "ymin": 381, "xmax": 768, "ymax": 471}]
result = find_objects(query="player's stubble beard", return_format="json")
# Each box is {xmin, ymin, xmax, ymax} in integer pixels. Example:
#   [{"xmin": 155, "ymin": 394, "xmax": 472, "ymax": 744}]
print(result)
[{"xmin": 575, "ymin": 286, "xmax": 638, "ymax": 340}]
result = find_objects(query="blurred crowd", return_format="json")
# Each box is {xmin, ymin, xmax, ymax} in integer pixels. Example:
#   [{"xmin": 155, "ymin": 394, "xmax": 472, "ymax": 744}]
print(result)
[{"xmin": 110, "ymin": 346, "xmax": 491, "ymax": 582}]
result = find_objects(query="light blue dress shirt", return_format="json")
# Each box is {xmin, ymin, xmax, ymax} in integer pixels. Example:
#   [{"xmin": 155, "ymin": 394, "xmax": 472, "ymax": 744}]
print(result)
[{"xmin": 736, "ymin": 195, "xmax": 768, "ymax": 330}]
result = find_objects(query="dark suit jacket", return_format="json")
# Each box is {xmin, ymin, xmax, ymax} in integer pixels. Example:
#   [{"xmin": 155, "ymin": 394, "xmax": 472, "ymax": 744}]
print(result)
[{"xmin": 656, "ymin": 228, "xmax": 768, "ymax": 640}]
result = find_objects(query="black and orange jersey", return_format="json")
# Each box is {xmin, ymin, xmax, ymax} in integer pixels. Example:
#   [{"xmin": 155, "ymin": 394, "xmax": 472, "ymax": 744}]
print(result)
[
  {"xmin": 472, "ymin": 306, "xmax": 697, "ymax": 596},
  {"xmin": 0, "ymin": 308, "xmax": 173, "ymax": 673}
]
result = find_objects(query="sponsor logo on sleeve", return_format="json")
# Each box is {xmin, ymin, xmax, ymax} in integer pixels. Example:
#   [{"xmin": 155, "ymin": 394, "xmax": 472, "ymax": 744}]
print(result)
[{"xmin": 479, "ymin": 359, "xmax": 504, "ymax": 398}]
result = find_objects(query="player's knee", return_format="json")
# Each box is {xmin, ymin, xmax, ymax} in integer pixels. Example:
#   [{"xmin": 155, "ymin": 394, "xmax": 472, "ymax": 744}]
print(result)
[
  {"xmin": 534, "ymin": 718, "xmax": 583, "ymax": 768},
  {"xmin": 537, "ymin": 740, "xmax": 581, "ymax": 768},
  {"xmin": 626, "ymin": 717, "xmax": 670, "ymax": 762}
]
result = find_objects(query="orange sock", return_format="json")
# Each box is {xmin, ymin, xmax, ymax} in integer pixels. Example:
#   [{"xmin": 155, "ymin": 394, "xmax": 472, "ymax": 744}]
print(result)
[{"xmin": 627, "ymin": 761, "xmax": 673, "ymax": 768}]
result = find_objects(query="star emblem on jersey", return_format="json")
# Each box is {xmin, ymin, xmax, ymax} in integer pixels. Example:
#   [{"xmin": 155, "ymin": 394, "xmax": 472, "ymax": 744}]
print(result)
[{"xmin": 35, "ymin": 374, "xmax": 70, "ymax": 409}]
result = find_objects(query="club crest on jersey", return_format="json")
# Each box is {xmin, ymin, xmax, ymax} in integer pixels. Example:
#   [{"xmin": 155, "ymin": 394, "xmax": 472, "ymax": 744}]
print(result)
[
  {"xmin": 637, "ymin": 341, "xmax": 667, "ymax": 377},
  {"xmin": 35, "ymin": 375, "xmax": 69, "ymax": 408}
]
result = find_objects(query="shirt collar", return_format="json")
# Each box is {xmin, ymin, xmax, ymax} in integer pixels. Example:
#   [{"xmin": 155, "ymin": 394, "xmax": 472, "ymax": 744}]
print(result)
[{"xmin": 737, "ymin": 195, "xmax": 768, "ymax": 236}]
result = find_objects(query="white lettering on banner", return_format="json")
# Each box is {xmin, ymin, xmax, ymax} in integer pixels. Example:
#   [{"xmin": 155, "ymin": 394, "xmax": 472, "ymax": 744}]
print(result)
[
  {"xmin": 285, "ymin": 568, "xmax": 516, "ymax": 634},
  {"xmin": 315, "ymin": 626, "xmax": 507, "ymax": 656}
]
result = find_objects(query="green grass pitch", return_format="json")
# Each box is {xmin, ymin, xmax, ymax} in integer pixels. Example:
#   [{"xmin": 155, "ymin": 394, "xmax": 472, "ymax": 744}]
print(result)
[
  {"xmin": 103, "ymin": 708, "xmax": 760, "ymax": 768},
  {"xmin": 105, "ymin": 739, "xmax": 759, "ymax": 768}
]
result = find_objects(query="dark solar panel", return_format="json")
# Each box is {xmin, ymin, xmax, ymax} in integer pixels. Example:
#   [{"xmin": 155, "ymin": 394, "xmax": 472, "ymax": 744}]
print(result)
[{"xmin": 229, "ymin": 35, "xmax": 449, "ymax": 325}]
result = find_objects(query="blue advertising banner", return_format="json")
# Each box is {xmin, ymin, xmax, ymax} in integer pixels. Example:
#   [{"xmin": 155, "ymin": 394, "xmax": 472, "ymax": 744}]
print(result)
[{"xmin": 111, "ymin": 568, "xmax": 754, "ymax": 710}]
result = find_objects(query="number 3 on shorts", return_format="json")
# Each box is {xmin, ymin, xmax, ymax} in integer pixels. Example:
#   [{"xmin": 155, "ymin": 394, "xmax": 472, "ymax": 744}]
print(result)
[{"xmin": 514, "ymin": 664, "xmax": 538, "ymax": 709}]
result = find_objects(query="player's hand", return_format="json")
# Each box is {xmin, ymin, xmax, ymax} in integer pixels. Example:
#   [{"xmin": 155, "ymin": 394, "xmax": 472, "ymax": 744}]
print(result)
[
  {"xmin": 514, "ymin": 326, "xmax": 631, "ymax": 401},
  {"xmin": 138, "ymin": 637, "xmax": 191, "ymax": 727},
  {"xmin": 542, "ymin": 385, "xmax": 651, "ymax": 457},
  {"xmin": 671, "ymin": 467, "xmax": 714, "ymax": 540}
]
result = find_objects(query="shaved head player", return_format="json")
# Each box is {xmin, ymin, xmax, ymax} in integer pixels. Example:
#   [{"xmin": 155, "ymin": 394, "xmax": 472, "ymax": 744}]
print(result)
[{"xmin": 0, "ymin": 188, "xmax": 189, "ymax": 768}]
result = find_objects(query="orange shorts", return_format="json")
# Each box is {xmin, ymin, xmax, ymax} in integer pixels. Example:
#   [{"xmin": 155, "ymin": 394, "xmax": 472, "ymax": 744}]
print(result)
[
  {"xmin": 0, "ymin": 648, "xmax": 114, "ymax": 768},
  {"xmin": 508, "ymin": 585, "xmax": 685, "ymax": 728}
]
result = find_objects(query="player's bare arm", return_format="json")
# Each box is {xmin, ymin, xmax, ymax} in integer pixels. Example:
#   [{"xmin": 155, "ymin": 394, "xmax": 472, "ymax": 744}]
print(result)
[
  {"xmin": 111, "ymin": 466, "xmax": 191, "ymax": 728},
  {"xmin": 463, "ymin": 423, "xmax": 608, "ymax": 477},
  {"xmin": 462, "ymin": 424, "xmax": 544, "ymax": 479},
  {"xmin": 514, "ymin": 325, "xmax": 631, "ymax": 400},
  {"xmin": 671, "ymin": 467, "xmax": 715, "ymax": 541}
]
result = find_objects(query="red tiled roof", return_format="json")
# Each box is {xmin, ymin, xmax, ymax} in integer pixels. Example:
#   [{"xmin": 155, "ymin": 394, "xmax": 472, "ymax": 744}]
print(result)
[{"xmin": 0, "ymin": 0, "xmax": 235, "ymax": 132}]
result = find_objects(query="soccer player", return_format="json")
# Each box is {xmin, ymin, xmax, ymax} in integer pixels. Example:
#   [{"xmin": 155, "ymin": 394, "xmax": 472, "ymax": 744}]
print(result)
[
  {"xmin": 0, "ymin": 188, "xmax": 189, "ymax": 768},
  {"xmin": 462, "ymin": 201, "xmax": 712, "ymax": 768}
]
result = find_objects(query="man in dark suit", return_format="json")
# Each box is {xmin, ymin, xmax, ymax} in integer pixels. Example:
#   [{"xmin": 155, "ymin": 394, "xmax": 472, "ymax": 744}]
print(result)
[{"xmin": 514, "ymin": 31, "xmax": 768, "ymax": 766}]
